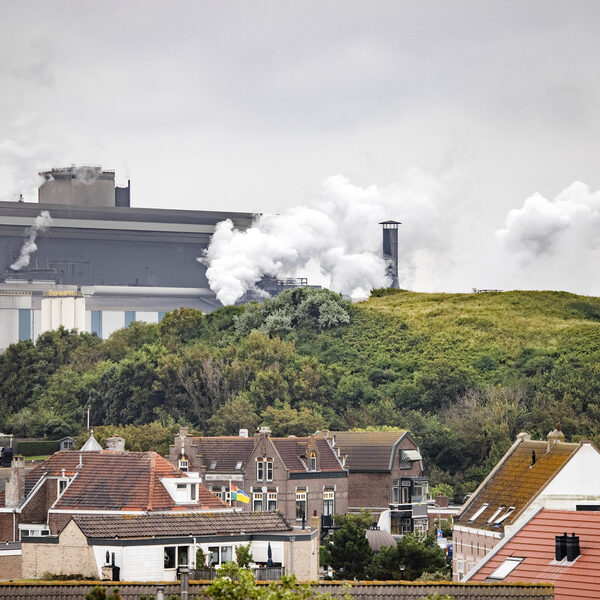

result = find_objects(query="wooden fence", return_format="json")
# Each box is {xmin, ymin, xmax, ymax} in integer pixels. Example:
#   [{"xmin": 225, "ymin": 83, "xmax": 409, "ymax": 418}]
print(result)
[{"xmin": 0, "ymin": 580, "xmax": 554, "ymax": 600}]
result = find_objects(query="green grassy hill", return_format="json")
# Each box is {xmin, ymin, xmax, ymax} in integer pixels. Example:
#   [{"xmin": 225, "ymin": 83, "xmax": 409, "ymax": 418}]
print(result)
[{"xmin": 3, "ymin": 288, "xmax": 600, "ymax": 500}]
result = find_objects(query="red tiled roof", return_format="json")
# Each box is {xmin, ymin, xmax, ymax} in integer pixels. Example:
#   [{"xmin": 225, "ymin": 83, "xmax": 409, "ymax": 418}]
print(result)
[
  {"xmin": 470, "ymin": 509, "xmax": 600, "ymax": 599},
  {"xmin": 457, "ymin": 440, "xmax": 578, "ymax": 531},
  {"xmin": 24, "ymin": 451, "xmax": 227, "ymax": 512}
]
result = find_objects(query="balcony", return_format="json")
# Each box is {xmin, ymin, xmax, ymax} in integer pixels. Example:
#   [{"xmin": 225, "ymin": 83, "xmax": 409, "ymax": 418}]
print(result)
[{"xmin": 321, "ymin": 515, "xmax": 335, "ymax": 529}]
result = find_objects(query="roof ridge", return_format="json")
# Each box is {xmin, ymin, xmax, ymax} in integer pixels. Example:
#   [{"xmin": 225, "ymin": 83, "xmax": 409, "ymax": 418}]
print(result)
[{"xmin": 148, "ymin": 452, "xmax": 156, "ymax": 511}]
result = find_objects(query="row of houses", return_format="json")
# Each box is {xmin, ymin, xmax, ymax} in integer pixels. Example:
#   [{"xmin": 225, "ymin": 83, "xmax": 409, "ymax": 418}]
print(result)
[{"xmin": 0, "ymin": 427, "xmax": 430, "ymax": 581}]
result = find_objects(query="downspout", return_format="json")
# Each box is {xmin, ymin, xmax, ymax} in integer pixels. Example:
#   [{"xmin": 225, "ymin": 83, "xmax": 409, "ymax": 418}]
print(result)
[
  {"xmin": 12, "ymin": 510, "xmax": 16, "ymax": 542},
  {"xmin": 289, "ymin": 536, "xmax": 295, "ymax": 577}
]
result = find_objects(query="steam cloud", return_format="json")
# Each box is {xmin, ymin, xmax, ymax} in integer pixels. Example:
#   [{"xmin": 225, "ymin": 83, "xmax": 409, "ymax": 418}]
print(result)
[
  {"xmin": 201, "ymin": 172, "xmax": 450, "ymax": 305},
  {"xmin": 10, "ymin": 210, "xmax": 53, "ymax": 270}
]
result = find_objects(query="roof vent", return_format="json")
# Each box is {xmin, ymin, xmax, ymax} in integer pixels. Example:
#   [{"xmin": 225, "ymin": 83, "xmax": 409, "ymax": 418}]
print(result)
[
  {"xmin": 566, "ymin": 532, "xmax": 581, "ymax": 561},
  {"xmin": 555, "ymin": 532, "xmax": 567, "ymax": 561}
]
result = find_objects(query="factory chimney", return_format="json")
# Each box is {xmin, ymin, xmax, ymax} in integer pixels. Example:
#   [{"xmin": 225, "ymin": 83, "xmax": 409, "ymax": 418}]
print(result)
[{"xmin": 380, "ymin": 220, "xmax": 401, "ymax": 289}]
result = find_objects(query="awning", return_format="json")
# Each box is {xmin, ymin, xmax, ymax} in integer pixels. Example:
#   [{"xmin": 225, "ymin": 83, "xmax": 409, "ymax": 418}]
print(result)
[{"xmin": 400, "ymin": 450, "xmax": 422, "ymax": 461}]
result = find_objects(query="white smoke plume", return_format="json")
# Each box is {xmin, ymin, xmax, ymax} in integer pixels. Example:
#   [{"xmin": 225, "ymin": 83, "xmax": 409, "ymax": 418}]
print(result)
[
  {"xmin": 201, "ymin": 172, "xmax": 451, "ymax": 305},
  {"xmin": 10, "ymin": 210, "xmax": 53, "ymax": 270},
  {"xmin": 495, "ymin": 182, "xmax": 600, "ymax": 293}
]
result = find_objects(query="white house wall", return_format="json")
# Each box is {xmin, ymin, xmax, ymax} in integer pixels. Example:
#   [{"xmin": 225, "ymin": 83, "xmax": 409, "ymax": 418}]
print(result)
[
  {"xmin": 136, "ymin": 311, "xmax": 159, "ymax": 324},
  {"xmin": 122, "ymin": 545, "xmax": 168, "ymax": 581},
  {"xmin": 101, "ymin": 311, "xmax": 125, "ymax": 338}
]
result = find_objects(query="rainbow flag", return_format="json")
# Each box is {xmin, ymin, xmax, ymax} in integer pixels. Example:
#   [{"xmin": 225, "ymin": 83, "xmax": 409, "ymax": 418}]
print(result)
[{"xmin": 230, "ymin": 484, "xmax": 250, "ymax": 504}]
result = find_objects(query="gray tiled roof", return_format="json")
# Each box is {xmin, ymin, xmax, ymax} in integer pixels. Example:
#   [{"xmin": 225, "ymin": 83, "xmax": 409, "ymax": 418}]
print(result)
[{"xmin": 73, "ymin": 511, "xmax": 293, "ymax": 538}]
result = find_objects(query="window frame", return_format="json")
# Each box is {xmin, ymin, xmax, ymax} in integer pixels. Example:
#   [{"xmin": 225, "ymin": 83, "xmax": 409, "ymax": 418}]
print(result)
[
  {"xmin": 296, "ymin": 487, "xmax": 307, "ymax": 520},
  {"xmin": 257, "ymin": 460, "xmax": 264, "ymax": 481}
]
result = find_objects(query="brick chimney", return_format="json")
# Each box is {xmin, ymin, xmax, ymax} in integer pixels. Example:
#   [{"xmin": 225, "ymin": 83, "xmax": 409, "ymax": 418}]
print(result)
[
  {"xmin": 5, "ymin": 456, "xmax": 25, "ymax": 508},
  {"xmin": 105, "ymin": 437, "xmax": 125, "ymax": 452}
]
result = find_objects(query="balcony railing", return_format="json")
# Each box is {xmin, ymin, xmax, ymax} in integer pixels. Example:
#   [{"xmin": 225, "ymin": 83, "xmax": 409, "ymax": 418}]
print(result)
[
  {"xmin": 190, "ymin": 566, "xmax": 284, "ymax": 581},
  {"xmin": 321, "ymin": 515, "xmax": 335, "ymax": 529}
]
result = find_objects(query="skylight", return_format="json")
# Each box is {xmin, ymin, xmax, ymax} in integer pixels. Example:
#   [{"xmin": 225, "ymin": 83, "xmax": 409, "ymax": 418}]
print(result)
[
  {"xmin": 210, "ymin": 460, "xmax": 217, "ymax": 470},
  {"xmin": 235, "ymin": 461, "xmax": 243, "ymax": 470},
  {"xmin": 494, "ymin": 506, "xmax": 516, "ymax": 526},
  {"xmin": 486, "ymin": 506, "xmax": 505, "ymax": 524},
  {"xmin": 488, "ymin": 557, "xmax": 523, "ymax": 580},
  {"xmin": 468, "ymin": 503, "xmax": 489, "ymax": 522}
]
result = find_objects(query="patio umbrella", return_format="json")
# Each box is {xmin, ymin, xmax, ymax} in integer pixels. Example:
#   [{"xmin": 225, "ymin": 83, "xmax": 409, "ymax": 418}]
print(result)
[{"xmin": 267, "ymin": 542, "xmax": 273, "ymax": 567}]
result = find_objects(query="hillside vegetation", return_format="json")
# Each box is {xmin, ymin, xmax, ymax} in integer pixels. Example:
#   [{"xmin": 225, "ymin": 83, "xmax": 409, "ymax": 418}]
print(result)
[{"xmin": 3, "ymin": 287, "xmax": 600, "ymax": 500}]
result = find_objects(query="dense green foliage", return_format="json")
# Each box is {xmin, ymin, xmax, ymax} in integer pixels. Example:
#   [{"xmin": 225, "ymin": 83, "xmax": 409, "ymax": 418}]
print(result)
[
  {"xmin": 321, "ymin": 512, "xmax": 448, "ymax": 580},
  {"xmin": 4, "ymin": 288, "xmax": 600, "ymax": 498},
  {"xmin": 17, "ymin": 440, "xmax": 60, "ymax": 456}
]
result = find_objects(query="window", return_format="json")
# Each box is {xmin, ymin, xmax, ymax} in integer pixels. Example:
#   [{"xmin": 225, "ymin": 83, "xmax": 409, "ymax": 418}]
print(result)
[
  {"xmin": 212, "ymin": 486, "xmax": 223, "ymax": 500},
  {"xmin": 178, "ymin": 459, "xmax": 188, "ymax": 472},
  {"xmin": 208, "ymin": 547, "xmax": 220, "ymax": 566},
  {"xmin": 257, "ymin": 461, "xmax": 264, "ymax": 481},
  {"xmin": 266, "ymin": 459, "xmax": 273, "ymax": 481},
  {"xmin": 494, "ymin": 506, "xmax": 515, "ymax": 526},
  {"xmin": 164, "ymin": 546, "xmax": 177, "ymax": 569},
  {"xmin": 177, "ymin": 483, "xmax": 187, "ymax": 489},
  {"xmin": 468, "ymin": 503, "xmax": 489, "ymax": 522},
  {"xmin": 296, "ymin": 488, "xmax": 307, "ymax": 520},
  {"xmin": 486, "ymin": 506, "xmax": 505, "ymax": 524},
  {"xmin": 164, "ymin": 545, "xmax": 189, "ymax": 569},
  {"xmin": 401, "ymin": 485, "xmax": 411, "ymax": 503},
  {"xmin": 323, "ymin": 488, "xmax": 335, "ymax": 516},
  {"xmin": 178, "ymin": 546, "xmax": 189, "ymax": 567},
  {"xmin": 253, "ymin": 490, "xmax": 263, "ymax": 511},
  {"xmin": 191, "ymin": 484, "xmax": 197, "ymax": 501},
  {"xmin": 221, "ymin": 546, "xmax": 232, "ymax": 563},
  {"xmin": 267, "ymin": 491, "xmax": 277, "ymax": 511},
  {"xmin": 398, "ymin": 451, "xmax": 412, "ymax": 469},
  {"xmin": 63, "ymin": 440, "xmax": 74, "ymax": 449},
  {"xmin": 392, "ymin": 480, "xmax": 400, "ymax": 503},
  {"xmin": 401, "ymin": 517, "xmax": 411, "ymax": 534},
  {"xmin": 414, "ymin": 519, "xmax": 428, "ymax": 535},
  {"xmin": 310, "ymin": 451, "xmax": 317, "ymax": 471},
  {"xmin": 412, "ymin": 484, "xmax": 427, "ymax": 503},
  {"xmin": 488, "ymin": 557, "xmax": 524, "ymax": 580},
  {"xmin": 58, "ymin": 479, "xmax": 68, "ymax": 496}
]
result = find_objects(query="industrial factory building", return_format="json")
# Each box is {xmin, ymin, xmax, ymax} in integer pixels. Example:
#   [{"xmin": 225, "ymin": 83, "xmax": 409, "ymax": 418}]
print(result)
[{"xmin": 0, "ymin": 167, "xmax": 254, "ymax": 350}]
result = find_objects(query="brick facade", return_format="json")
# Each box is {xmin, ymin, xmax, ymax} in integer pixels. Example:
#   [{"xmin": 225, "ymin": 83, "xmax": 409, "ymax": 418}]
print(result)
[{"xmin": 0, "ymin": 554, "xmax": 21, "ymax": 580}]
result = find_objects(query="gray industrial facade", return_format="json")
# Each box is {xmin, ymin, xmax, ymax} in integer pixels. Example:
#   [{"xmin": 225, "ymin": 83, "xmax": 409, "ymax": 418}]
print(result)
[{"xmin": 0, "ymin": 168, "xmax": 254, "ymax": 350}]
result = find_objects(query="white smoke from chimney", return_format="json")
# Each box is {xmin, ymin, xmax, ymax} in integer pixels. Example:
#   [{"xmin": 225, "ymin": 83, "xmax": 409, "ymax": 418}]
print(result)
[
  {"xmin": 202, "ymin": 171, "xmax": 449, "ymax": 305},
  {"xmin": 10, "ymin": 210, "xmax": 53, "ymax": 270}
]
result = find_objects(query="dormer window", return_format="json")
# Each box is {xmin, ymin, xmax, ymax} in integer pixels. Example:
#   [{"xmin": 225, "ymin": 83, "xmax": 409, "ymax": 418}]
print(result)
[
  {"xmin": 57, "ymin": 479, "xmax": 68, "ymax": 497},
  {"xmin": 178, "ymin": 459, "xmax": 189, "ymax": 472},
  {"xmin": 309, "ymin": 451, "xmax": 317, "ymax": 471}
]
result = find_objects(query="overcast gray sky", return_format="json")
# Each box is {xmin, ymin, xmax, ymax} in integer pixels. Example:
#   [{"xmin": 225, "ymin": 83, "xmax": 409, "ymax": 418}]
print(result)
[{"xmin": 2, "ymin": 1, "xmax": 600, "ymax": 294}]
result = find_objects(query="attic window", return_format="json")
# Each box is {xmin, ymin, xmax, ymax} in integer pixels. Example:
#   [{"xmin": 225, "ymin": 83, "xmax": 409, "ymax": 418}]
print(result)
[
  {"xmin": 494, "ymin": 506, "xmax": 516, "ymax": 527},
  {"xmin": 235, "ymin": 461, "xmax": 243, "ymax": 470},
  {"xmin": 486, "ymin": 506, "xmax": 505, "ymax": 524},
  {"xmin": 178, "ymin": 459, "xmax": 188, "ymax": 472},
  {"xmin": 468, "ymin": 503, "xmax": 489, "ymax": 522},
  {"xmin": 310, "ymin": 451, "xmax": 317, "ymax": 471},
  {"xmin": 487, "ymin": 557, "xmax": 523, "ymax": 580},
  {"xmin": 210, "ymin": 461, "xmax": 217, "ymax": 470}
]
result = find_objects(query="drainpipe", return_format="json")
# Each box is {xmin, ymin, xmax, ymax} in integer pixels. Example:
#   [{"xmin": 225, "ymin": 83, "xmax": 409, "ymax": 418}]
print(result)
[
  {"xmin": 12, "ymin": 511, "xmax": 16, "ymax": 542},
  {"xmin": 289, "ymin": 536, "xmax": 295, "ymax": 577}
]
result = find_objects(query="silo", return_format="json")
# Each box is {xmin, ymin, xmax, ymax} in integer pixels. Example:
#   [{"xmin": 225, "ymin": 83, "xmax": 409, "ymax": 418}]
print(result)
[
  {"xmin": 74, "ymin": 297, "xmax": 86, "ymax": 330},
  {"xmin": 41, "ymin": 297, "xmax": 52, "ymax": 333},
  {"xmin": 61, "ymin": 297, "xmax": 75, "ymax": 329},
  {"xmin": 380, "ymin": 220, "xmax": 401, "ymax": 289},
  {"xmin": 51, "ymin": 297, "xmax": 62, "ymax": 329}
]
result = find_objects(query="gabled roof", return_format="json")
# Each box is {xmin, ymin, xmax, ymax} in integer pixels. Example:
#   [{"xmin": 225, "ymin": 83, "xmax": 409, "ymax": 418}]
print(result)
[
  {"xmin": 469, "ymin": 509, "xmax": 600, "ymax": 599},
  {"xmin": 23, "ymin": 451, "xmax": 227, "ymax": 512},
  {"xmin": 72, "ymin": 510, "xmax": 293, "ymax": 538},
  {"xmin": 185, "ymin": 434, "xmax": 345, "ymax": 474},
  {"xmin": 271, "ymin": 437, "xmax": 345, "ymax": 473},
  {"xmin": 330, "ymin": 431, "xmax": 410, "ymax": 472},
  {"xmin": 188, "ymin": 437, "xmax": 255, "ymax": 471},
  {"xmin": 456, "ymin": 438, "xmax": 578, "ymax": 531}
]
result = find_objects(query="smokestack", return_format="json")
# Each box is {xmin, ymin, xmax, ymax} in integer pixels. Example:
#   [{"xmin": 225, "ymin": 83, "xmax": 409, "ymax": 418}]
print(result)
[{"xmin": 380, "ymin": 220, "xmax": 401, "ymax": 288}]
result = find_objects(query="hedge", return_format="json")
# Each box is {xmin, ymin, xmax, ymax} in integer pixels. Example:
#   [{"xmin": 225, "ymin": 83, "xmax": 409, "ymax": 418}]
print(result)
[{"xmin": 17, "ymin": 440, "xmax": 60, "ymax": 456}]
